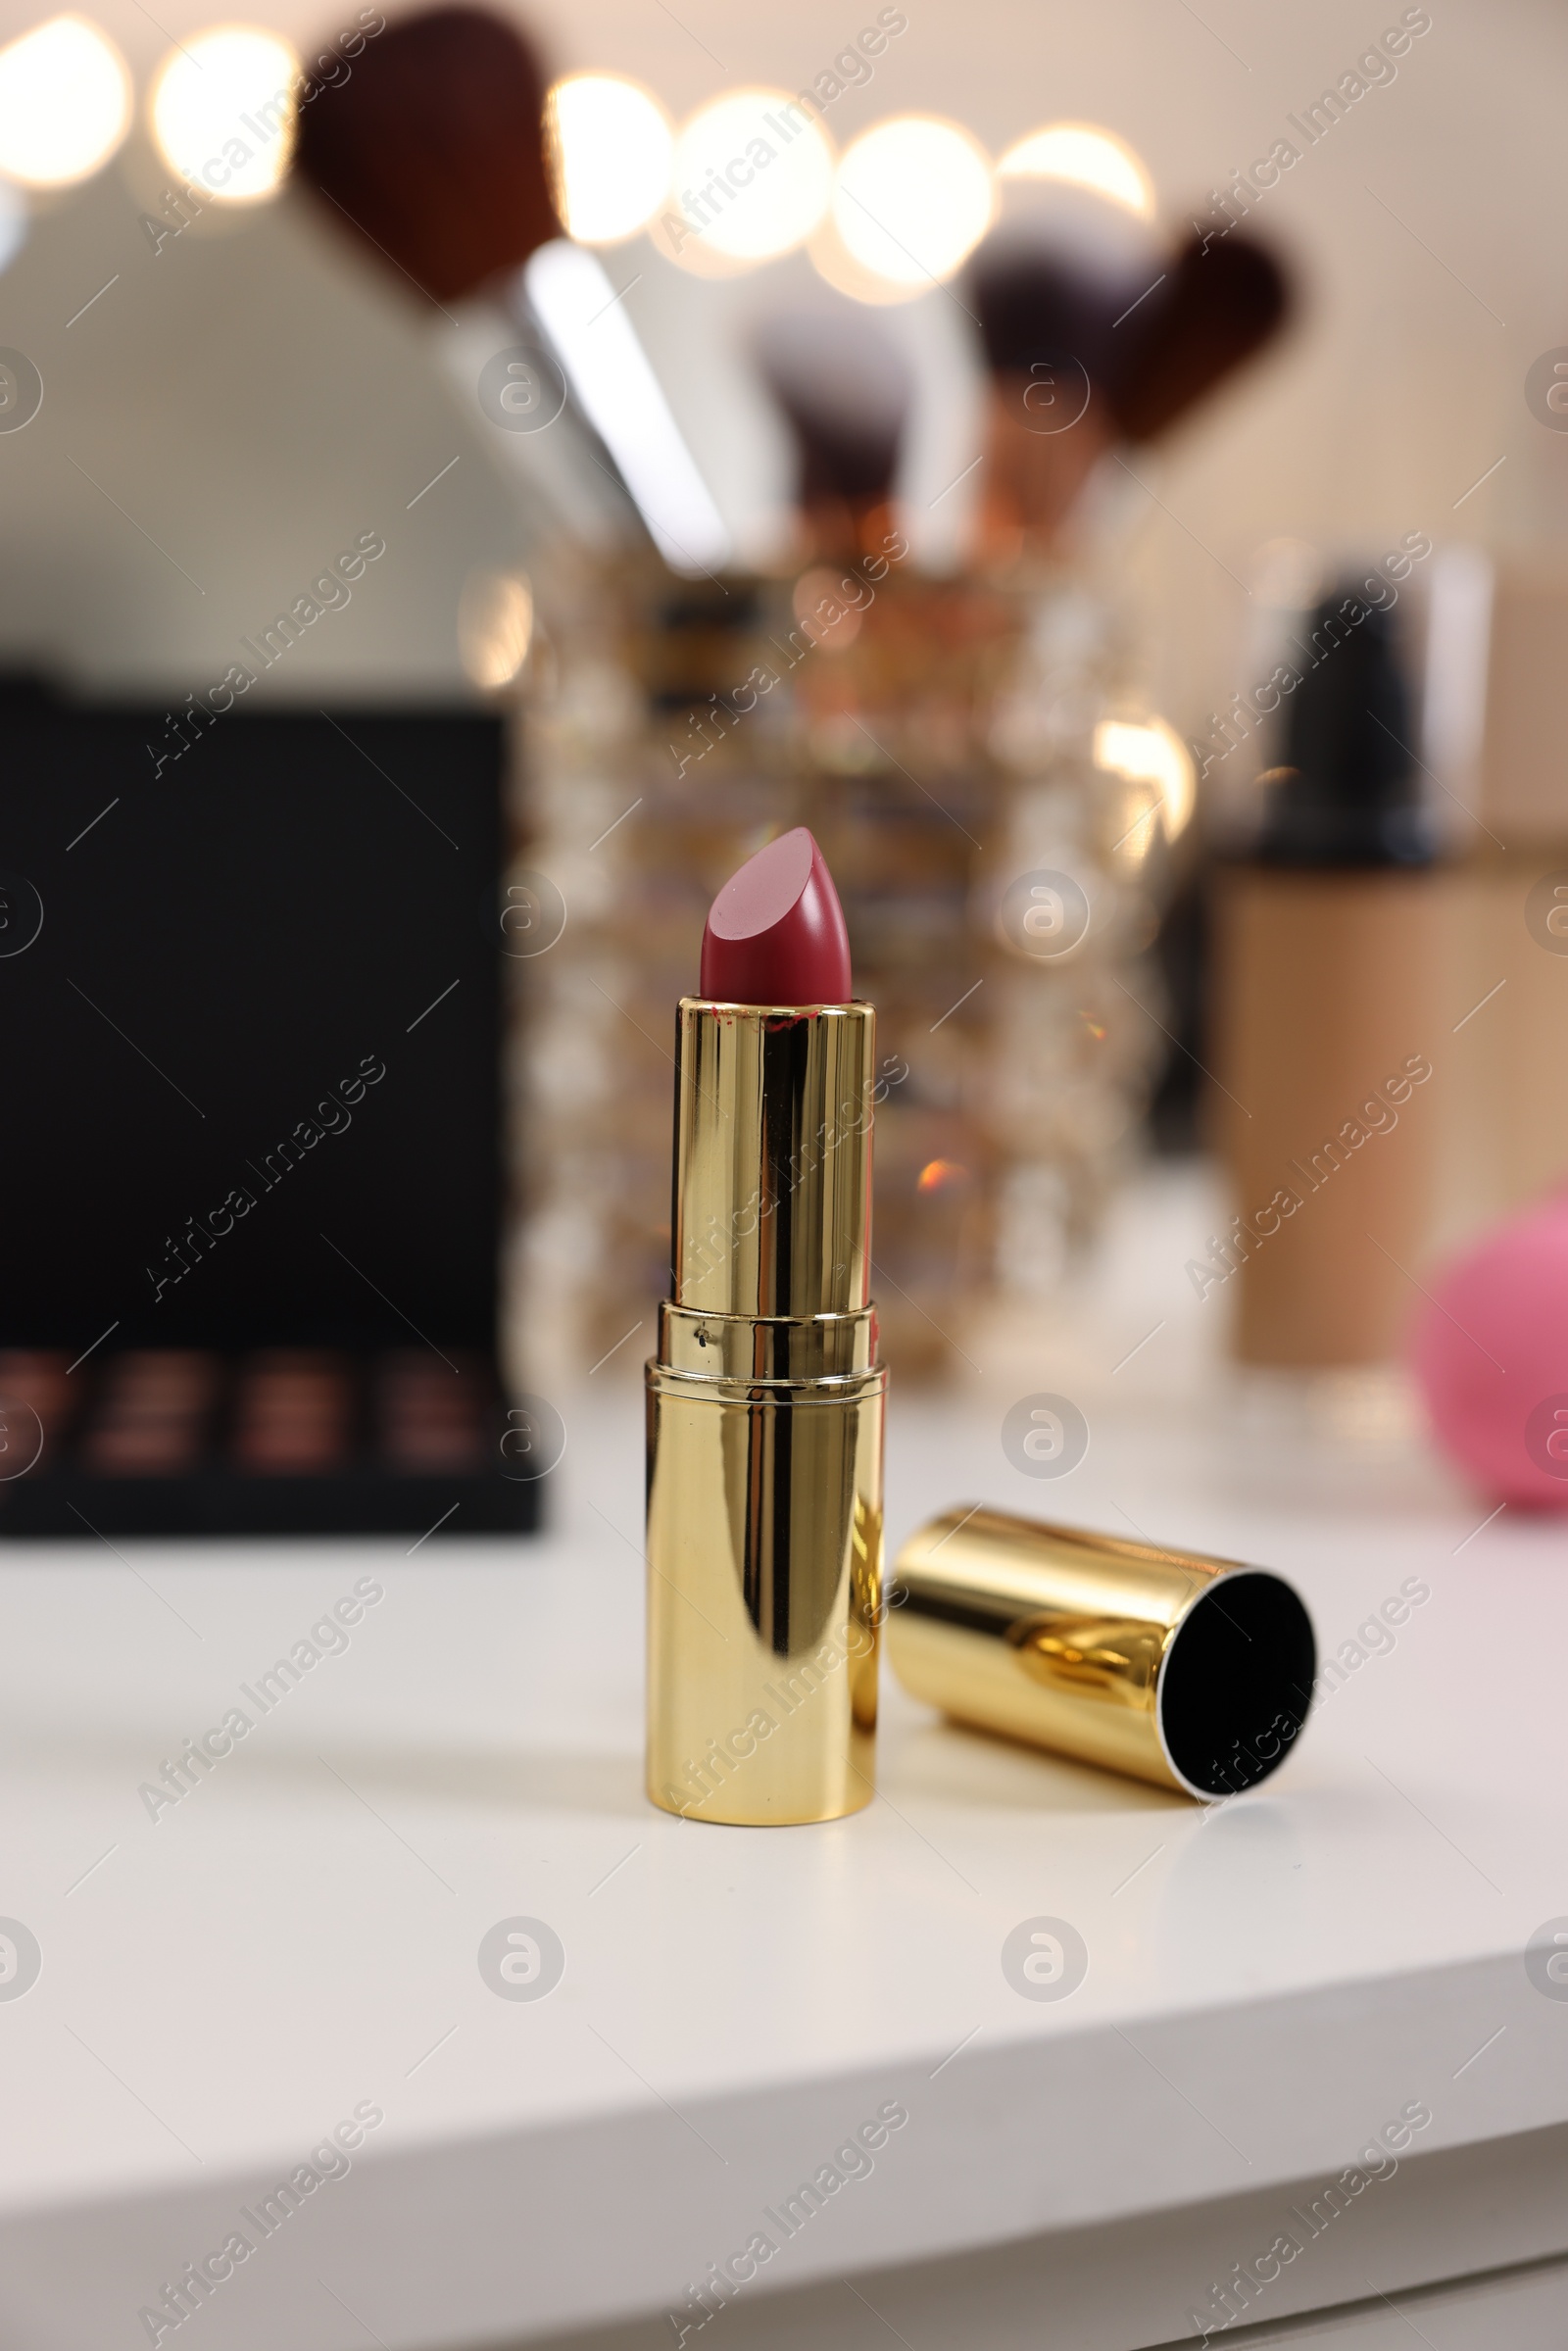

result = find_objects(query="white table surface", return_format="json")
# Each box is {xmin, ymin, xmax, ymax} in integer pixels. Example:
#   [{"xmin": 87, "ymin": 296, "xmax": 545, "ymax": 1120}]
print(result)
[{"xmin": 3, "ymin": 1169, "xmax": 1565, "ymax": 2350}]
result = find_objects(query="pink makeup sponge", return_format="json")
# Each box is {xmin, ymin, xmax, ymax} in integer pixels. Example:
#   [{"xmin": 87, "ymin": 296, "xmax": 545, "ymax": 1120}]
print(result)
[{"xmin": 1412, "ymin": 1194, "xmax": 1568, "ymax": 1507}]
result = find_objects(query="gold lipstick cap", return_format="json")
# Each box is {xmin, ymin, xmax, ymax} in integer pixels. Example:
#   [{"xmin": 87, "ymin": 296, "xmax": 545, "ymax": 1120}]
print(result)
[{"xmin": 888, "ymin": 1508, "xmax": 1316, "ymax": 1800}]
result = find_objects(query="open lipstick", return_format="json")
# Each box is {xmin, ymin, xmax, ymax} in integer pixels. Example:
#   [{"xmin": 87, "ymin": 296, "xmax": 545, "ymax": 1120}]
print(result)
[{"xmin": 646, "ymin": 829, "xmax": 884, "ymax": 1825}]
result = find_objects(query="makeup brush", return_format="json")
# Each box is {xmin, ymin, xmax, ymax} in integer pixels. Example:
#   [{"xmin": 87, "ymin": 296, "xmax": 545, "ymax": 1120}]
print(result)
[
  {"xmin": 966, "ymin": 213, "xmax": 1291, "ymax": 552},
  {"xmin": 966, "ymin": 224, "xmax": 1133, "ymax": 556},
  {"xmin": 291, "ymin": 5, "xmax": 729, "ymax": 571},
  {"xmin": 752, "ymin": 304, "xmax": 911, "ymax": 562},
  {"xmin": 292, "ymin": 5, "xmax": 558, "ymax": 305},
  {"xmin": 1105, "ymin": 229, "xmax": 1291, "ymax": 443}
]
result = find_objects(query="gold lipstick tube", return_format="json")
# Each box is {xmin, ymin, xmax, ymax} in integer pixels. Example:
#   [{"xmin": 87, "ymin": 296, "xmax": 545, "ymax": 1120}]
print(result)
[
  {"xmin": 646, "ymin": 1001, "xmax": 885, "ymax": 1825},
  {"xmin": 889, "ymin": 1508, "xmax": 1316, "ymax": 1799}
]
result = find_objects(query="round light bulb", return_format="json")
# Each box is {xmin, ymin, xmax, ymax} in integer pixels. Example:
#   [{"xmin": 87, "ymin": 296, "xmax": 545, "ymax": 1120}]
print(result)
[
  {"xmin": 547, "ymin": 73, "xmax": 672, "ymax": 246},
  {"xmin": 670, "ymin": 88, "xmax": 832, "ymax": 266},
  {"xmin": 833, "ymin": 115, "xmax": 993, "ymax": 291},
  {"xmin": 150, "ymin": 25, "xmax": 301, "ymax": 207},
  {"xmin": 0, "ymin": 16, "xmax": 130, "ymax": 188},
  {"xmin": 998, "ymin": 122, "xmax": 1155, "ymax": 220}
]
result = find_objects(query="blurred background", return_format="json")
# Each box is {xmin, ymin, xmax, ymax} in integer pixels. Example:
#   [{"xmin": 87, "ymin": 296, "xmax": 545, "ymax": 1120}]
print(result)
[{"xmin": 3, "ymin": 0, "xmax": 1568, "ymax": 1522}]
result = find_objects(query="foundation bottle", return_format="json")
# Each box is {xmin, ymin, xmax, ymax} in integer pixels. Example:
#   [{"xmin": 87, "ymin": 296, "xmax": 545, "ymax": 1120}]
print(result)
[{"xmin": 1211, "ymin": 593, "xmax": 1441, "ymax": 1365}]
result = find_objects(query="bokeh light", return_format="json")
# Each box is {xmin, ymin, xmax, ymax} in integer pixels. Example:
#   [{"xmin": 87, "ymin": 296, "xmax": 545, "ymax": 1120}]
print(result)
[
  {"xmin": 460, "ymin": 571, "xmax": 535, "ymax": 693},
  {"xmin": 670, "ymin": 89, "xmax": 832, "ymax": 266},
  {"xmin": 1095, "ymin": 717, "xmax": 1197, "ymax": 842},
  {"xmin": 150, "ymin": 25, "xmax": 301, "ymax": 206},
  {"xmin": 547, "ymin": 73, "xmax": 672, "ymax": 246},
  {"xmin": 998, "ymin": 122, "xmax": 1155, "ymax": 220},
  {"xmin": 0, "ymin": 16, "xmax": 130, "ymax": 188},
  {"xmin": 833, "ymin": 116, "xmax": 993, "ymax": 291},
  {"xmin": 807, "ymin": 214, "xmax": 922, "ymax": 306}
]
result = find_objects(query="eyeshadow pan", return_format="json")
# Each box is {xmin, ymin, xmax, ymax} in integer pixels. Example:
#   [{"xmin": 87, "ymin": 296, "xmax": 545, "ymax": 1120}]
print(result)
[
  {"xmin": 81, "ymin": 1351, "xmax": 220, "ymax": 1477},
  {"xmin": 376, "ymin": 1350, "xmax": 487, "ymax": 1472},
  {"xmin": 0, "ymin": 1349, "xmax": 75, "ymax": 1472},
  {"xmin": 230, "ymin": 1351, "xmax": 354, "ymax": 1475}
]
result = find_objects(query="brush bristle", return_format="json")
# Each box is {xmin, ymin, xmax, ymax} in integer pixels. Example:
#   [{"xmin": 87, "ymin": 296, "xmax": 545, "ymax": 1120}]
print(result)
[{"xmin": 291, "ymin": 6, "xmax": 559, "ymax": 304}]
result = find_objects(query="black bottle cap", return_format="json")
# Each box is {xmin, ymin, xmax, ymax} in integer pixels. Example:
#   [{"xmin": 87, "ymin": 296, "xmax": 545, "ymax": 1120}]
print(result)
[{"xmin": 1255, "ymin": 589, "xmax": 1435, "ymax": 867}]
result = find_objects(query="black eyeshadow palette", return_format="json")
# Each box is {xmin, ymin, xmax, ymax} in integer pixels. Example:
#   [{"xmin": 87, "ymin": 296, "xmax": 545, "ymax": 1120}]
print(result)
[{"xmin": 0, "ymin": 679, "xmax": 538, "ymax": 1538}]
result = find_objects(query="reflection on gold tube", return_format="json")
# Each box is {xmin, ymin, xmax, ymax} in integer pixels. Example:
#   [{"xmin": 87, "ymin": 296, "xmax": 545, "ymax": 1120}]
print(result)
[
  {"xmin": 646, "ymin": 1001, "xmax": 886, "ymax": 1825},
  {"xmin": 890, "ymin": 1507, "xmax": 1315, "ymax": 1800}
]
